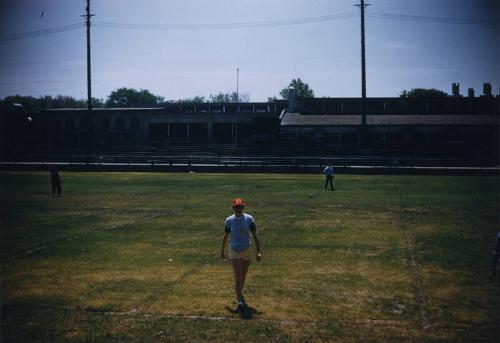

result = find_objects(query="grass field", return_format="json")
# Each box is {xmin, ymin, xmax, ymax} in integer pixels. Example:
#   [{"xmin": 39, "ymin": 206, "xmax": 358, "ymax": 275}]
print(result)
[{"xmin": 1, "ymin": 171, "xmax": 499, "ymax": 342}]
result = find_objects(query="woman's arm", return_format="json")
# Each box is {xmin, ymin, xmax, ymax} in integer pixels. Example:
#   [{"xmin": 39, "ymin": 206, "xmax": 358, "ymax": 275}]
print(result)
[
  {"xmin": 221, "ymin": 232, "xmax": 229, "ymax": 260},
  {"xmin": 250, "ymin": 226, "xmax": 262, "ymax": 261}
]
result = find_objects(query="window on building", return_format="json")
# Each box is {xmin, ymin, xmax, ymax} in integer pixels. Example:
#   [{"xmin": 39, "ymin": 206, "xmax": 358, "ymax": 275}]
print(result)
[
  {"xmin": 169, "ymin": 123, "xmax": 188, "ymax": 138},
  {"xmin": 189, "ymin": 123, "xmax": 208, "ymax": 140},
  {"xmin": 101, "ymin": 117, "xmax": 110, "ymax": 131},
  {"xmin": 65, "ymin": 117, "xmax": 74, "ymax": 132},
  {"xmin": 80, "ymin": 117, "xmax": 90, "ymax": 132},
  {"xmin": 130, "ymin": 117, "xmax": 140, "ymax": 131},
  {"xmin": 366, "ymin": 101, "xmax": 384, "ymax": 113},
  {"xmin": 149, "ymin": 123, "xmax": 168, "ymax": 140},
  {"xmin": 51, "ymin": 118, "xmax": 61, "ymax": 134},
  {"xmin": 116, "ymin": 117, "xmax": 125, "ymax": 130},
  {"xmin": 327, "ymin": 101, "xmax": 340, "ymax": 113},
  {"xmin": 342, "ymin": 101, "xmax": 360, "ymax": 113}
]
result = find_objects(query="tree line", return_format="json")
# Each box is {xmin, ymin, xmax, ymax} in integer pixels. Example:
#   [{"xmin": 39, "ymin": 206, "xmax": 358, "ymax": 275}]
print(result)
[{"xmin": 1, "ymin": 78, "xmax": 449, "ymax": 113}]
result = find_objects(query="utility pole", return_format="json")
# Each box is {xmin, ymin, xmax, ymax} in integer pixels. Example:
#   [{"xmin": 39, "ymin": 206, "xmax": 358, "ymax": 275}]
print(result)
[
  {"xmin": 82, "ymin": 0, "xmax": 94, "ymax": 157},
  {"xmin": 83, "ymin": 0, "xmax": 94, "ymax": 111},
  {"xmin": 355, "ymin": 0, "xmax": 370, "ymax": 130},
  {"xmin": 235, "ymin": 68, "xmax": 240, "ymax": 143},
  {"xmin": 236, "ymin": 68, "xmax": 239, "ymax": 103}
]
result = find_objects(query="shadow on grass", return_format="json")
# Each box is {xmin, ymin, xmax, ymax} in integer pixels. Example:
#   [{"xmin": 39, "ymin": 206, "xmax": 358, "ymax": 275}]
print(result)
[{"xmin": 225, "ymin": 304, "xmax": 263, "ymax": 320}]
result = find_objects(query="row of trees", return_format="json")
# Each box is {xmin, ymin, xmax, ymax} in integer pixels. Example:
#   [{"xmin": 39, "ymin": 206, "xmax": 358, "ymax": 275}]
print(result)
[
  {"xmin": 1, "ymin": 79, "xmax": 450, "ymax": 113},
  {"xmin": 400, "ymin": 88, "xmax": 448, "ymax": 98},
  {"xmin": 0, "ymin": 88, "xmax": 255, "ymax": 113},
  {"xmin": 0, "ymin": 95, "xmax": 105, "ymax": 114}
]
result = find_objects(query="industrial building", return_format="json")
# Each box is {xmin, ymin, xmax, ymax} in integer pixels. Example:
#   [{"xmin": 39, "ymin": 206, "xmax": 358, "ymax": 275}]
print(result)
[{"xmin": 2, "ymin": 84, "xmax": 499, "ymax": 169}]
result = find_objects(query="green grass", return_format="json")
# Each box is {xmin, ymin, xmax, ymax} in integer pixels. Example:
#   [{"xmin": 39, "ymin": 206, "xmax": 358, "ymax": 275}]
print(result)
[{"xmin": 1, "ymin": 171, "xmax": 499, "ymax": 342}]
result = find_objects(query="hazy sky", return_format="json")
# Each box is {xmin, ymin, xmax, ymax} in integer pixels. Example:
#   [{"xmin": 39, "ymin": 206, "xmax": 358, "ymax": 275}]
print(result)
[{"xmin": 1, "ymin": 0, "xmax": 499, "ymax": 101}]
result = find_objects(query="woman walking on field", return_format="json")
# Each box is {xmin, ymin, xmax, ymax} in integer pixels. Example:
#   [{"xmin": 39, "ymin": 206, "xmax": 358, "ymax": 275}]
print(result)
[{"xmin": 221, "ymin": 198, "xmax": 262, "ymax": 312}]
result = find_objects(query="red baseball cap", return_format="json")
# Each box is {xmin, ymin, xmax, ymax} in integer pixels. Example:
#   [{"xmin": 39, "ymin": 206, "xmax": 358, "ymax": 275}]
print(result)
[{"xmin": 232, "ymin": 198, "xmax": 245, "ymax": 207}]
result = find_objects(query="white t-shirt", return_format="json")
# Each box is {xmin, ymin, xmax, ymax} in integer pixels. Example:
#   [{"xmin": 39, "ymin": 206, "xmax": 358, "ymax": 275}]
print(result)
[
  {"xmin": 224, "ymin": 213, "xmax": 256, "ymax": 252},
  {"xmin": 323, "ymin": 166, "xmax": 334, "ymax": 176}
]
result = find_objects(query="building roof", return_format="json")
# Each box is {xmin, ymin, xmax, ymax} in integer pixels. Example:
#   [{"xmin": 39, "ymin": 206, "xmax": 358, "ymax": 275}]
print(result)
[
  {"xmin": 281, "ymin": 112, "xmax": 500, "ymax": 126},
  {"xmin": 280, "ymin": 113, "xmax": 362, "ymax": 126},
  {"xmin": 46, "ymin": 108, "xmax": 162, "ymax": 111},
  {"xmin": 368, "ymin": 115, "xmax": 500, "ymax": 125}
]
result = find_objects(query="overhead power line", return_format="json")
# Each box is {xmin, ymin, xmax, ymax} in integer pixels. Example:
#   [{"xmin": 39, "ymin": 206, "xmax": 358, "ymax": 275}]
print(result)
[
  {"xmin": 0, "ymin": 57, "xmax": 85, "ymax": 67},
  {"xmin": 1, "ymin": 11, "xmax": 498, "ymax": 42},
  {"xmin": 368, "ymin": 12, "xmax": 500, "ymax": 25},
  {"xmin": 0, "ymin": 79, "xmax": 83, "ymax": 85},
  {"xmin": 92, "ymin": 12, "xmax": 359, "ymax": 31},
  {"xmin": 0, "ymin": 22, "xmax": 84, "ymax": 42},
  {"xmin": 93, "ymin": 12, "xmax": 500, "ymax": 31}
]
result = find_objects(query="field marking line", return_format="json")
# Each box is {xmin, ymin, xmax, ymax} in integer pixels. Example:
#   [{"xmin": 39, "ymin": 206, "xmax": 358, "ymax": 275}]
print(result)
[
  {"xmin": 36, "ymin": 305, "xmax": 481, "ymax": 331},
  {"xmin": 398, "ymin": 190, "xmax": 430, "ymax": 330},
  {"xmin": 66, "ymin": 306, "xmax": 410, "ymax": 327}
]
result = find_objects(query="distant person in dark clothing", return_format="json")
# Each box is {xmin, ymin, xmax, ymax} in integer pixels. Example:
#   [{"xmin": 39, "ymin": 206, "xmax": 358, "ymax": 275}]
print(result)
[
  {"xmin": 323, "ymin": 163, "xmax": 335, "ymax": 190},
  {"xmin": 50, "ymin": 165, "xmax": 61, "ymax": 197},
  {"xmin": 491, "ymin": 231, "xmax": 500, "ymax": 282}
]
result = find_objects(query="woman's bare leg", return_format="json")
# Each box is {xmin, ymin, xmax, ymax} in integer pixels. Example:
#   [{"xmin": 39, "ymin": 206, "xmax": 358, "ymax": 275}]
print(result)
[
  {"xmin": 241, "ymin": 259, "xmax": 250, "ymax": 291},
  {"xmin": 231, "ymin": 258, "xmax": 244, "ymax": 302}
]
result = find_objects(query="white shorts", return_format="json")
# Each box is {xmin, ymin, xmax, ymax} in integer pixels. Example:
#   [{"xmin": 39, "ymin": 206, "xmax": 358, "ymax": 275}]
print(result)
[{"xmin": 229, "ymin": 247, "xmax": 252, "ymax": 260}]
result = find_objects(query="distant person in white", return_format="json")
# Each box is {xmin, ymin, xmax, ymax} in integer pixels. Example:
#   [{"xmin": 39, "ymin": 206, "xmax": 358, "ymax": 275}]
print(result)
[
  {"xmin": 323, "ymin": 163, "xmax": 335, "ymax": 190},
  {"xmin": 221, "ymin": 198, "xmax": 262, "ymax": 313}
]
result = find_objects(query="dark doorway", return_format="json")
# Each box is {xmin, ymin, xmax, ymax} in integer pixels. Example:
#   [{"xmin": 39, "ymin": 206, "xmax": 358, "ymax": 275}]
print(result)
[
  {"xmin": 149, "ymin": 123, "xmax": 168, "ymax": 140},
  {"xmin": 189, "ymin": 123, "xmax": 208, "ymax": 140},
  {"xmin": 213, "ymin": 123, "xmax": 233, "ymax": 141}
]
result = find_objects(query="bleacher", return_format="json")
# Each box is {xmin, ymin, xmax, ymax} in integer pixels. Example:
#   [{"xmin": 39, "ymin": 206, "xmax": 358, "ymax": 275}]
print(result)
[{"xmin": 10, "ymin": 132, "xmax": 494, "ymax": 168}]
